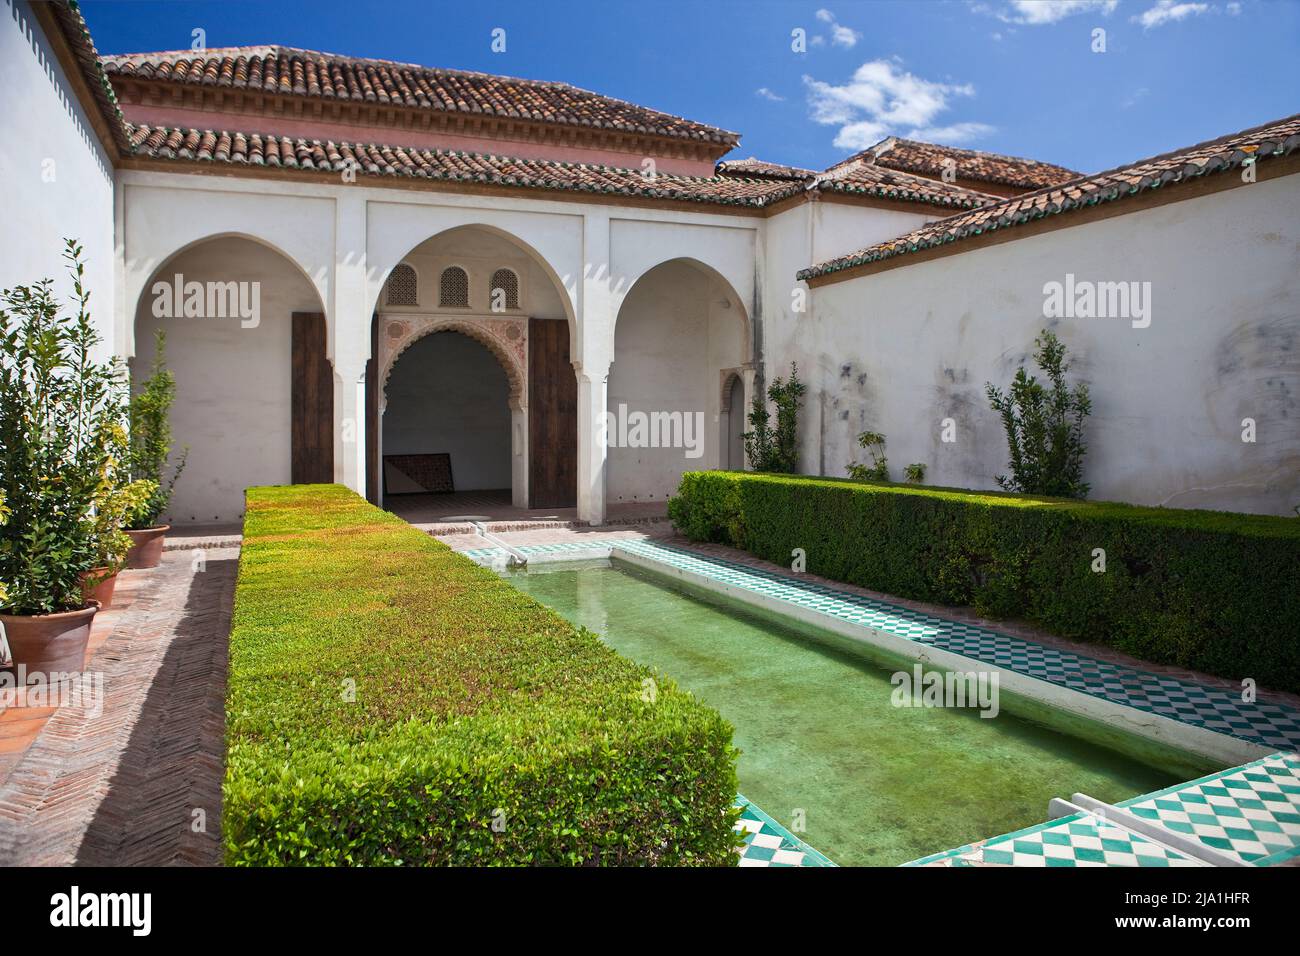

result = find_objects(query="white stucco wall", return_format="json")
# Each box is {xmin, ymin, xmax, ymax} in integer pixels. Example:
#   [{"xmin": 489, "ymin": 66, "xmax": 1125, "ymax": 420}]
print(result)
[
  {"xmin": 134, "ymin": 237, "xmax": 324, "ymax": 524},
  {"xmin": 382, "ymin": 331, "xmax": 512, "ymax": 491},
  {"xmin": 0, "ymin": 0, "xmax": 115, "ymax": 356},
  {"xmin": 801, "ymin": 175, "xmax": 1300, "ymax": 515},
  {"xmin": 608, "ymin": 260, "xmax": 747, "ymax": 501}
]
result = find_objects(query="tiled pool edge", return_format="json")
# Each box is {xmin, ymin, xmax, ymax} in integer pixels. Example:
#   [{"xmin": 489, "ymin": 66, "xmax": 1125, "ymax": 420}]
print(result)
[
  {"xmin": 735, "ymin": 796, "xmax": 837, "ymax": 867},
  {"xmin": 607, "ymin": 542, "xmax": 1278, "ymax": 769}
]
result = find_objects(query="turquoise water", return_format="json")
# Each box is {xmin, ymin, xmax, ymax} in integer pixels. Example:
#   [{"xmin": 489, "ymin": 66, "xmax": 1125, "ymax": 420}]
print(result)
[{"xmin": 506, "ymin": 560, "xmax": 1189, "ymax": 866}]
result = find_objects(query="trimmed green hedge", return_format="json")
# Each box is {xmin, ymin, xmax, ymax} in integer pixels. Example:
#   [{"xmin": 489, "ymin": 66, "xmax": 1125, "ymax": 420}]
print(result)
[
  {"xmin": 669, "ymin": 472, "xmax": 1300, "ymax": 693},
  {"xmin": 225, "ymin": 484, "xmax": 739, "ymax": 866}
]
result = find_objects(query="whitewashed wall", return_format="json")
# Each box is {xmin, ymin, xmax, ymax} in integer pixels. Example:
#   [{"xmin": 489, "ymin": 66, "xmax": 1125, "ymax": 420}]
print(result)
[
  {"xmin": 801, "ymin": 174, "xmax": 1300, "ymax": 515},
  {"xmin": 608, "ymin": 260, "xmax": 747, "ymax": 501},
  {"xmin": 0, "ymin": 0, "xmax": 115, "ymax": 356},
  {"xmin": 134, "ymin": 237, "xmax": 323, "ymax": 524}
]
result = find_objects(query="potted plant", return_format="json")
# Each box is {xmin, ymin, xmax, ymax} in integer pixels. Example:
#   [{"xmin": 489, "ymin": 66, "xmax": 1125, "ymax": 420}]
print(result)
[
  {"xmin": 0, "ymin": 241, "xmax": 125, "ymax": 676},
  {"xmin": 82, "ymin": 426, "xmax": 156, "ymax": 607},
  {"xmin": 123, "ymin": 329, "xmax": 186, "ymax": 569}
]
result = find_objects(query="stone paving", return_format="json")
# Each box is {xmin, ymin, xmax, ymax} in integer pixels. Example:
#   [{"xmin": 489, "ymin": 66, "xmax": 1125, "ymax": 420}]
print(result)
[{"xmin": 0, "ymin": 548, "xmax": 235, "ymax": 866}]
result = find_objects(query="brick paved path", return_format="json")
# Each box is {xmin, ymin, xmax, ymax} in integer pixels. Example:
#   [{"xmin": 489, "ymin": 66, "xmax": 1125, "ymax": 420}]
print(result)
[{"xmin": 0, "ymin": 548, "xmax": 236, "ymax": 866}]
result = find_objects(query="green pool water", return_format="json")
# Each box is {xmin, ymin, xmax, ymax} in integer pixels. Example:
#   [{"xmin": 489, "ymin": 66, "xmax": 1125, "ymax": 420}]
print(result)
[{"xmin": 506, "ymin": 559, "xmax": 1190, "ymax": 867}]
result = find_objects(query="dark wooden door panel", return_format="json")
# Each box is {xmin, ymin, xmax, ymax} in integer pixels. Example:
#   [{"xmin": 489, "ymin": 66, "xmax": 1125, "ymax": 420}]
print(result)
[
  {"xmin": 291, "ymin": 311, "xmax": 334, "ymax": 484},
  {"xmin": 528, "ymin": 318, "xmax": 577, "ymax": 508}
]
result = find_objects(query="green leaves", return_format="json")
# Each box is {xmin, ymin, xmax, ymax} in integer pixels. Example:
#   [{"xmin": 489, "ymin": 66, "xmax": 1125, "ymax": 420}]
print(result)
[
  {"xmin": 671, "ymin": 470, "xmax": 1300, "ymax": 694},
  {"xmin": 127, "ymin": 330, "xmax": 186, "ymax": 528},
  {"xmin": 224, "ymin": 485, "xmax": 739, "ymax": 866},
  {"xmin": 743, "ymin": 363, "xmax": 805, "ymax": 473},
  {"xmin": 985, "ymin": 329, "xmax": 1091, "ymax": 499},
  {"xmin": 0, "ymin": 240, "xmax": 127, "ymax": 613}
]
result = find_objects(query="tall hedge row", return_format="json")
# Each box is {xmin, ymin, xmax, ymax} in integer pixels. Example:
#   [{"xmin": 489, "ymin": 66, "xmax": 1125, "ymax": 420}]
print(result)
[
  {"xmin": 668, "ymin": 472, "xmax": 1300, "ymax": 693},
  {"xmin": 226, "ymin": 484, "xmax": 739, "ymax": 866}
]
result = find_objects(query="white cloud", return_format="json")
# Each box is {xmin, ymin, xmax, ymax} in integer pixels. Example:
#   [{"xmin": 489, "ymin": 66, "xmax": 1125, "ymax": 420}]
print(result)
[
  {"xmin": 813, "ymin": 8, "xmax": 862, "ymax": 48},
  {"xmin": 1227, "ymin": 2, "xmax": 1241, "ymax": 13},
  {"xmin": 976, "ymin": 1, "xmax": 1119, "ymax": 25},
  {"xmin": 1120, "ymin": 86, "xmax": 1150, "ymax": 108},
  {"xmin": 804, "ymin": 59, "xmax": 992, "ymax": 150},
  {"xmin": 1133, "ymin": 1, "xmax": 1211, "ymax": 28},
  {"xmin": 907, "ymin": 121, "xmax": 998, "ymax": 144},
  {"xmin": 755, "ymin": 87, "xmax": 785, "ymax": 102}
]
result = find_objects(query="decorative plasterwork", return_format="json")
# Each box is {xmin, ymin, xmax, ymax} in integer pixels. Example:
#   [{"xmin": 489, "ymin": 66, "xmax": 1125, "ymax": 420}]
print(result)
[{"xmin": 379, "ymin": 313, "xmax": 527, "ymax": 411}]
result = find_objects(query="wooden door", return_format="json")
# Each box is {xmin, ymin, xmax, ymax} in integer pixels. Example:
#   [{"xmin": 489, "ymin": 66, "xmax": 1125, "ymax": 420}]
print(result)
[
  {"xmin": 528, "ymin": 318, "xmax": 577, "ymax": 507},
  {"xmin": 291, "ymin": 312, "xmax": 334, "ymax": 484}
]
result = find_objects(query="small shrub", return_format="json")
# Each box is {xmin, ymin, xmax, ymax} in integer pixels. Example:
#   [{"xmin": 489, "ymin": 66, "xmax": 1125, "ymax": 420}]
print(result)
[
  {"xmin": 743, "ymin": 363, "xmax": 805, "ymax": 473},
  {"xmin": 847, "ymin": 431, "xmax": 889, "ymax": 481},
  {"xmin": 985, "ymin": 329, "xmax": 1091, "ymax": 498},
  {"xmin": 128, "ymin": 330, "xmax": 187, "ymax": 528},
  {"xmin": 904, "ymin": 463, "xmax": 927, "ymax": 484}
]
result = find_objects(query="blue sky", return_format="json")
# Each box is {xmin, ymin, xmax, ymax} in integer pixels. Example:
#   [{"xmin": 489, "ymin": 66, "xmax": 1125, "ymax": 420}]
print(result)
[{"xmin": 81, "ymin": 0, "xmax": 1299, "ymax": 174}]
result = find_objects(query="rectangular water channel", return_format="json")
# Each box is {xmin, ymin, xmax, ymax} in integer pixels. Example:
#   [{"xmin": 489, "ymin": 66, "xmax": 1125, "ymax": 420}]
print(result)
[{"xmin": 505, "ymin": 558, "xmax": 1218, "ymax": 866}]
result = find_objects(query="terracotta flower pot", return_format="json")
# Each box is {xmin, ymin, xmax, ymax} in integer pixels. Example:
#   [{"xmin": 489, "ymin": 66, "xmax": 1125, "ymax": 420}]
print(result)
[
  {"xmin": 80, "ymin": 567, "xmax": 119, "ymax": 609},
  {"xmin": 124, "ymin": 525, "xmax": 169, "ymax": 569},
  {"xmin": 0, "ymin": 604, "xmax": 97, "ymax": 678}
]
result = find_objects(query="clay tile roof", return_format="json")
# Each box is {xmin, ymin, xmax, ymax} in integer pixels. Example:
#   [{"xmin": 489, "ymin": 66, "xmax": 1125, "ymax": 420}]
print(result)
[
  {"xmin": 102, "ymin": 46, "xmax": 740, "ymax": 147},
  {"xmin": 798, "ymin": 114, "xmax": 1300, "ymax": 282},
  {"xmin": 44, "ymin": 1, "xmax": 132, "ymax": 155},
  {"xmin": 720, "ymin": 154, "xmax": 1000, "ymax": 210},
  {"xmin": 125, "ymin": 123, "xmax": 803, "ymax": 208},
  {"xmin": 716, "ymin": 157, "xmax": 816, "ymax": 181},
  {"xmin": 860, "ymin": 137, "xmax": 1082, "ymax": 191},
  {"xmin": 812, "ymin": 157, "xmax": 1000, "ymax": 209}
]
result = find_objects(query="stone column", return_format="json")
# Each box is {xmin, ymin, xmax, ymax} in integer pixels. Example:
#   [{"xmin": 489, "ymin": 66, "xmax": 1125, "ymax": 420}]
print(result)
[
  {"xmin": 332, "ymin": 193, "xmax": 370, "ymax": 498},
  {"xmin": 576, "ymin": 363, "xmax": 609, "ymax": 525}
]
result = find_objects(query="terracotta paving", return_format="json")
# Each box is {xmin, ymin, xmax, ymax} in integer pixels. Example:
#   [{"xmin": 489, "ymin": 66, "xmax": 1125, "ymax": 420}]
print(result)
[{"xmin": 0, "ymin": 547, "xmax": 236, "ymax": 866}]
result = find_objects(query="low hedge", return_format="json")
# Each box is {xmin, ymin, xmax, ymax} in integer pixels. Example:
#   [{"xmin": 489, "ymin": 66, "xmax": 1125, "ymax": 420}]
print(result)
[
  {"xmin": 225, "ymin": 484, "xmax": 738, "ymax": 866},
  {"xmin": 669, "ymin": 472, "xmax": 1300, "ymax": 694}
]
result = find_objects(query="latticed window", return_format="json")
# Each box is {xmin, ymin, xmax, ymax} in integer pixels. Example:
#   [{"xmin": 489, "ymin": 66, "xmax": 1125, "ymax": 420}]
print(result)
[
  {"xmin": 489, "ymin": 268, "xmax": 519, "ymax": 312},
  {"xmin": 439, "ymin": 266, "xmax": 469, "ymax": 308},
  {"xmin": 385, "ymin": 263, "xmax": 418, "ymax": 306}
]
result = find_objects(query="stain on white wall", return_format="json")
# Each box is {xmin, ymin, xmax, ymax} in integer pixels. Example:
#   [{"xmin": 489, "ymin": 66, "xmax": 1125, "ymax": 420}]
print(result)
[{"xmin": 801, "ymin": 176, "xmax": 1300, "ymax": 515}]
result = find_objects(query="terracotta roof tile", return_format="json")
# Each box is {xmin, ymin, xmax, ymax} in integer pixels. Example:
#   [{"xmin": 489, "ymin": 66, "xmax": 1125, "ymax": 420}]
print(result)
[
  {"xmin": 798, "ymin": 114, "xmax": 1300, "ymax": 282},
  {"xmin": 103, "ymin": 46, "xmax": 739, "ymax": 146},
  {"xmin": 716, "ymin": 157, "xmax": 816, "ymax": 181},
  {"xmin": 814, "ymin": 157, "xmax": 998, "ymax": 209},
  {"xmin": 719, "ymin": 154, "xmax": 1000, "ymax": 210},
  {"xmin": 125, "ymin": 123, "xmax": 800, "ymax": 208},
  {"xmin": 860, "ymin": 137, "xmax": 1081, "ymax": 191}
]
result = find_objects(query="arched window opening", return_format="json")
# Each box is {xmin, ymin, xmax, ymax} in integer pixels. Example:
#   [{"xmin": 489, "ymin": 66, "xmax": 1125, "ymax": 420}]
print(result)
[
  {"xmin": 489, "ymin": 268, "xmax": 519, "ymax": 312},
  {"xmin": 439, "ymin": 266, "xmax": 469, "ymax": 308},
  {"xmin": 385, "ymin": 263, "xmax": 418, "ymax": 306}
]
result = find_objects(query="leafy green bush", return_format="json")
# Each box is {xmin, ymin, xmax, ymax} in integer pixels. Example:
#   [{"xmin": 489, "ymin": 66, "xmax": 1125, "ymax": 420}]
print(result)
[
  {"xmin": 0, "ymin": 241, "xmax": 127, "ymax": 613},
  {"xmin": 669, "ymin": 471, "xmax": 1300, "ymax": 693},
  {"xmin": 226, "ymin": 485, "xmax": 739, "ymax": 866},
  {"xmin": 128, "ymin": 330, "xmax": 186, "ymax": 528},
  {"xmin": 986, "ymin": 329, "xmax": 1091, "ymax": 498},
  {"xmin": 743, "ymin": 363, "xmax": 805, "ymax": 473},
  {"xmin": 847, "ymin": 431, "xmax": 889, "ymax": 481}
]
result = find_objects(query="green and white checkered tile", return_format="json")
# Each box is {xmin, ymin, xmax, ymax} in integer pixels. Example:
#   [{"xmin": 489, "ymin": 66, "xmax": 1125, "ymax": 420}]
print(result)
[
  {"xmin": 734, "ymin": 796, "xmax": 836, "ymax": 867},
  {"xmin": 905, "ymin": 812, "xmax": 1201, "ymax": 867},
  {"xmin": 461, "ymin": 542, "xmax": 612, "ymax": 562},
  {"xmin": 611, "ymin": 540, "xmax": 1300, "ymax": 753},
  {"xmin": 1117, "ymin": 751, "xmax": 1300, "ymax": 866}
]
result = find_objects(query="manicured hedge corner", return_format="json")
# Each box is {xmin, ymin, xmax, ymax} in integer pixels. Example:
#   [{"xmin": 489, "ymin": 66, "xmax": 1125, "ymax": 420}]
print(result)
[
  {"xmin": 669, "ymin": 472, "xmax": 1300, "ymax": 694},
  {"xmin": 226, "ymin": 484, "xmax": 739, "ymax": 866}
]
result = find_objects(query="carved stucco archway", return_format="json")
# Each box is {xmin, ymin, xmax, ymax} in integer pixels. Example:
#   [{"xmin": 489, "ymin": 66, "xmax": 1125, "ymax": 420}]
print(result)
[{"xmin": 378, "ymin": 314, "xmax": 528, "ymax": 412}]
